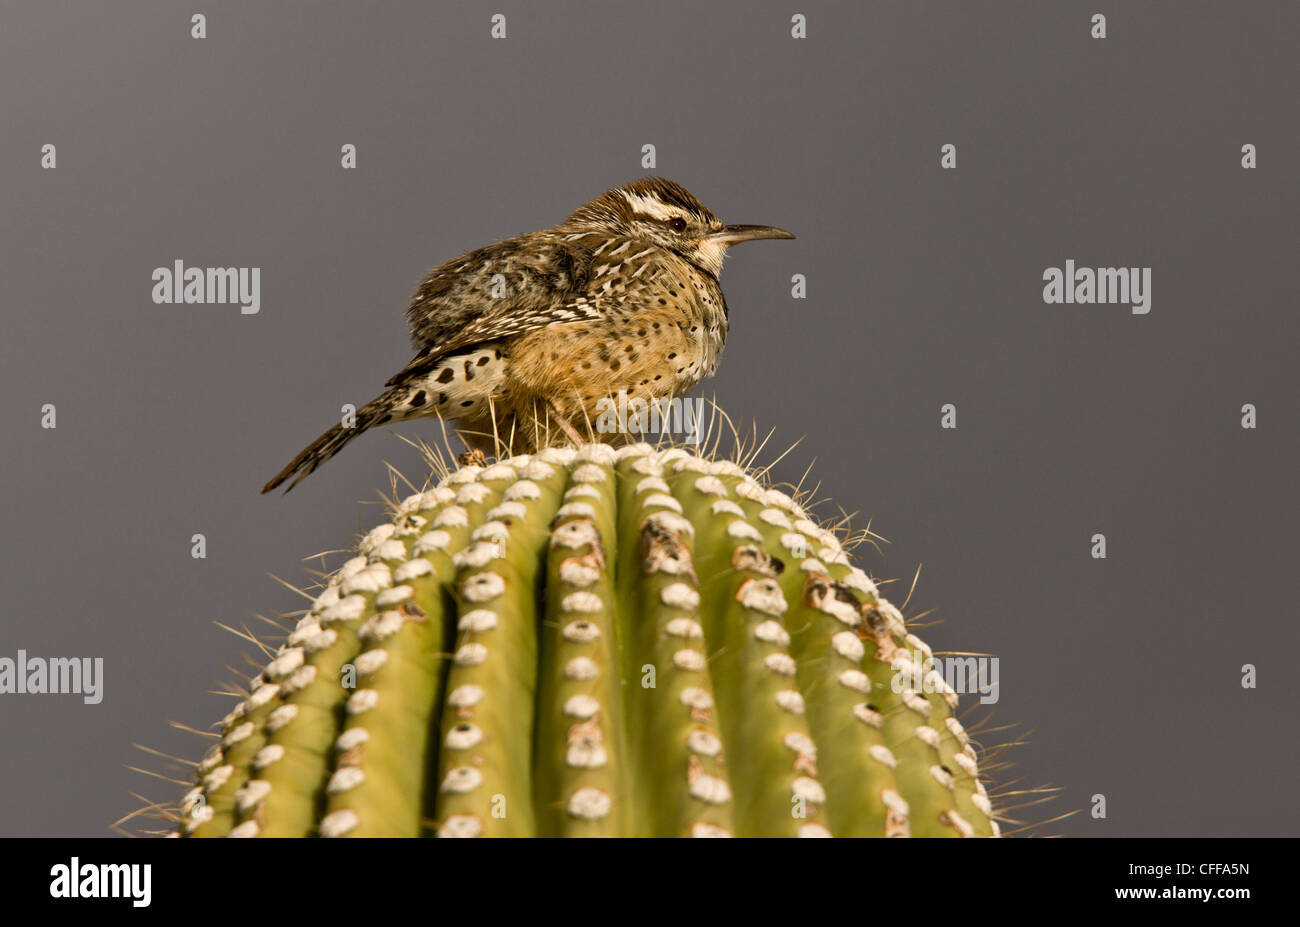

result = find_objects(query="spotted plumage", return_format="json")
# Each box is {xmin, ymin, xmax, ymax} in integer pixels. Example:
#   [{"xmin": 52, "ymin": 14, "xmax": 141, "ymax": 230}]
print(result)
[{"xmin": 262, "ymin": 178, "xmax": 793, "ymax": 493}]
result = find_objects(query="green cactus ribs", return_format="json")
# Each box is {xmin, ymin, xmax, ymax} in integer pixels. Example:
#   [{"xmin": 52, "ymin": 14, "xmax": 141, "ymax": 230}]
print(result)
[{"xmin": 178, "ymin": 443, "xmax": 1000, "ymax": 837}]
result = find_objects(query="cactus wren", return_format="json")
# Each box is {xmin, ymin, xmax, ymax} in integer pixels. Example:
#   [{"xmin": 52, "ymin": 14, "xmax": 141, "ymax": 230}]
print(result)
[{"xmin": 262, "ymin": 177, "xmax": 794, "ymax": 493}]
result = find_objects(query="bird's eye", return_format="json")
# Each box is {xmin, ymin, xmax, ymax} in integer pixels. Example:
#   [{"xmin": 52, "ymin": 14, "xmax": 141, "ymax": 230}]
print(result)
[{"xmin": 667, "ymin": 217, "xmax": 687, "ymax": 233}]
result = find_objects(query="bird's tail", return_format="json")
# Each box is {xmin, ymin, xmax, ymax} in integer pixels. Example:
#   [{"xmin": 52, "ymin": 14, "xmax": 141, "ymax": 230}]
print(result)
[{"xmin": 261, "ymin": 391, "xmax": 407, "ymax": 494}]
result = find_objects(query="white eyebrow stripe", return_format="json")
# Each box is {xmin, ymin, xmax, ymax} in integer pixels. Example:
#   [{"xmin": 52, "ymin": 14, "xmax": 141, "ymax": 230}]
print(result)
[{"xmin": 621, "ymin": 191, "xmax": 686, "ymax": 222}]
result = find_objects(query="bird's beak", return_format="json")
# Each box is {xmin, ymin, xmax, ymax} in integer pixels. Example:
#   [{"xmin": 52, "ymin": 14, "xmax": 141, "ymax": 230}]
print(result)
[{"xmin": 706, "ymin": 224, "xmax": 796, "ymax": 245}]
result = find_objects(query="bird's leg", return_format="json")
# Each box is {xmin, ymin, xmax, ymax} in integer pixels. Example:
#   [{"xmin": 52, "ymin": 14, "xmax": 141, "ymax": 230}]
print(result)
[{"xmin": 546, "ymin": 400, "xmax": 586, "ymax": 447}]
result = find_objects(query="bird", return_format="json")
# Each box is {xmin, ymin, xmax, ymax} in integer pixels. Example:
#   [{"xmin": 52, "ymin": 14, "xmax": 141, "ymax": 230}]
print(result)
[{"xmin": 261, "ymin": 177, "xmax": 794, "ymax": 493}]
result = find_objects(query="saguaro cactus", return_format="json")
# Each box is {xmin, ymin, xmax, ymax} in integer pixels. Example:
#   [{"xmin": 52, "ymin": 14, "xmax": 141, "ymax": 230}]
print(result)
[{"xmin": 179, "ymin": 443, "xmax": 999, "ymax": 837}]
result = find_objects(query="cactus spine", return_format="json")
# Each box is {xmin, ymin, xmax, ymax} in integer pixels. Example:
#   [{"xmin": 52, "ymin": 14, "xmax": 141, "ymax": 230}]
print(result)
[{"xmin": 180, "ymin": 443, "xmax": 999, "ymax": 837}]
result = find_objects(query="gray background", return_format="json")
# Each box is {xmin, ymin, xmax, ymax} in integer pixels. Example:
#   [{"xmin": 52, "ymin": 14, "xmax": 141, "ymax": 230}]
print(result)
[{"xmin": 2, "ymin": 0, "xmax": 1296, "ymax": 837}]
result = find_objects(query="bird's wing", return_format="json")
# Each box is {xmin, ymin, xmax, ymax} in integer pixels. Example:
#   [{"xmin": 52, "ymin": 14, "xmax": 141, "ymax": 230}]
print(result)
[
  {"xmin": 403, "ymin": 235, "xmax": 598, "ymax": 347},
  {"xmin": 384, "ymin": 296, "xmax": 607, "ymax": 387},
  {"xmin": 387, "ymin": 233, "xmax": 631, "ymax": 387}
]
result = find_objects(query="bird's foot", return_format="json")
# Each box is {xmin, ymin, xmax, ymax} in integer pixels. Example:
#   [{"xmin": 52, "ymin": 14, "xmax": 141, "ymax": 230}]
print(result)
[{"xmin": 546, "ymin": 401, "xmax": 587, "ymax": 447}]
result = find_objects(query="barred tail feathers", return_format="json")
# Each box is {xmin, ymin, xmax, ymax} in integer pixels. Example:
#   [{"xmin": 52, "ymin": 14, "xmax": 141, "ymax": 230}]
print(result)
[{"xmin": 261, "ymin": 392, "xmax": 408, "ymax": 494}]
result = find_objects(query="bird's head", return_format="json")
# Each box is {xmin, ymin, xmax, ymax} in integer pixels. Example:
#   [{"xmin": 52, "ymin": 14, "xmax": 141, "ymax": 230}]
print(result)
[{"xmin": 566, "ymin": 178, "xmax": 794, "ymax": 277}]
